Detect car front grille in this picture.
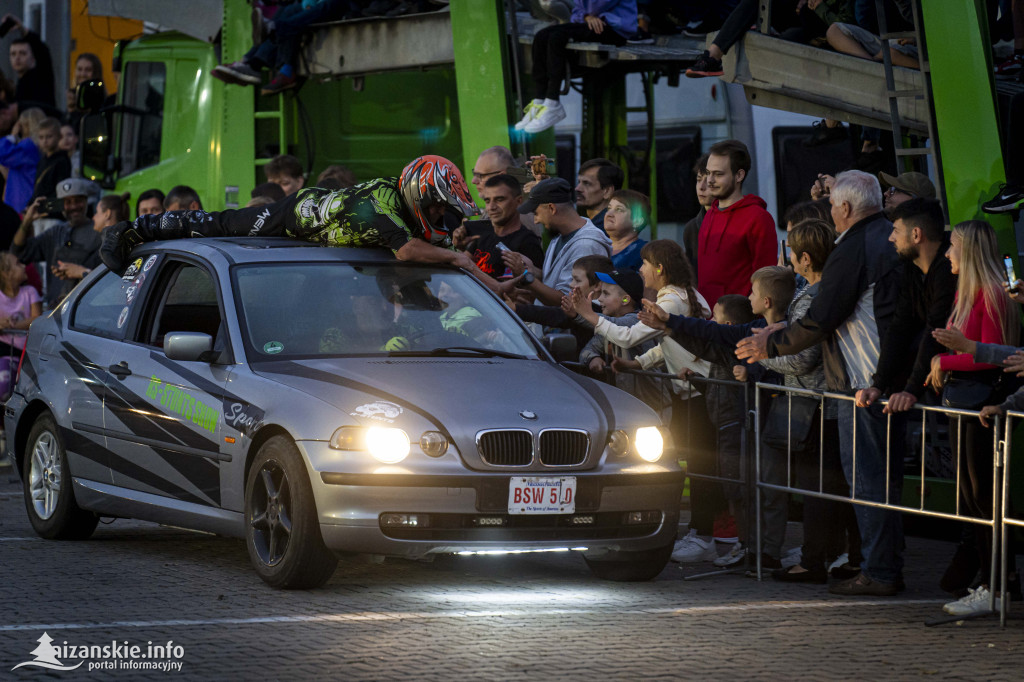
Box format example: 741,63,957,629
477,430,533,466
539,430,589,466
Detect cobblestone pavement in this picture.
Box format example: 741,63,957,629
1,471,1022,680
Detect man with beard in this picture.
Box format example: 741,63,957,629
575,158,623,232
456,174,543,280
854,197,956,414
13,178,101,308
697,139,777,309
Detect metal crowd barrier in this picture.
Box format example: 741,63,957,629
1000,410,1024,626
758,382,1006,622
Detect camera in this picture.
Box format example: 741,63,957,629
42,197,64,217
0,18,17,39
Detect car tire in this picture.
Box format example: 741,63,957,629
22,413,99,540
245,435,337,589
583,543,672,582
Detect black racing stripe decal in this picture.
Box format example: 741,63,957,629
60,346,196,447
61,343,220,453
58,427,110,470
62,427,217,507
75,422,229,462
18,351,35,387
557,365,615,433
258,360,453,439
149,351,246,403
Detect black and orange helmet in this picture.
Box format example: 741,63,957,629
399,155,480,244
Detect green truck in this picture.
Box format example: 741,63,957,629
79,1,474,209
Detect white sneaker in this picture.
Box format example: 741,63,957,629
781,546,802,568
943,587,1001,616
713,542,748,568
828,552,849,573
670,529,717,563
513,101,542,131
523,102,566,133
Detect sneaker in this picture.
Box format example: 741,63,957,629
685,50,723,78
781,546,802,568
514,101,542,131
943,586,1000,616
212,61,261,86
995,53,1023,78
828,572,897,597
712,511,738,544
681,20,720,38
713,541,747,567
627,29,655,45
829,562,863,581
671,529,717,562
982,183,1024,214
523,103,566,134
803,119,848,147
261,72,298,95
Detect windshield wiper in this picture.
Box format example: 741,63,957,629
386,346,526,359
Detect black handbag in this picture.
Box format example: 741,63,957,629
762,392,820,452
941,370,1000,410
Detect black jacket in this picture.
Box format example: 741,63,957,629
766,212,903,391
871,236,957,396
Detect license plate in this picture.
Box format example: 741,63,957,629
508,477,576,514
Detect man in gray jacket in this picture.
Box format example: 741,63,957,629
502,177,612,305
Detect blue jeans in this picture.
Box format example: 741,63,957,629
836,400,905,584
246,0,351,71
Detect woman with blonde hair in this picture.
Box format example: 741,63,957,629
0,106,44,211
0,250,40,397
927,219,1021,617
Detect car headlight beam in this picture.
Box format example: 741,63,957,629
330,425,411,464
634,426,663,462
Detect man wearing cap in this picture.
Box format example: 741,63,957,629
13,177,101,308
501,176,612,306
878,170,935,212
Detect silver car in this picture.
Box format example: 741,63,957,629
7,239,682,588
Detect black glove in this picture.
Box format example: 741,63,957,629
99,221,144,275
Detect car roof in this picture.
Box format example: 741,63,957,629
137,237,406,266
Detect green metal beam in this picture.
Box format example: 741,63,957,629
922,0,1011,249
450,0,513,203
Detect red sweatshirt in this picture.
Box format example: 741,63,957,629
939,289,1005,372
696,194,777,309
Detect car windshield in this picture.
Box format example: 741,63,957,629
234,262,541,360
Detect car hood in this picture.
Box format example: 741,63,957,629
253,357,636,431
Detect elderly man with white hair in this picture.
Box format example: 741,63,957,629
737,170,906,597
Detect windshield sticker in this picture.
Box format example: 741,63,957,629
146,375,219,434
263,341,284,354
117,306,130,328
223,401,265,437
143,255,157,272
351,400,403,422
124,284,138,304
122,257,144,282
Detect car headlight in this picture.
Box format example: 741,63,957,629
608,429,630,457
419,431,449,457
634,426,663,462
330,425,410,464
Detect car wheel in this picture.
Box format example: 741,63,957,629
583,543,672,582
22,413,99,540
245,435,337,589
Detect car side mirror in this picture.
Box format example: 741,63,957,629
76,80,106,113
164,332,215,362
541,333,576,363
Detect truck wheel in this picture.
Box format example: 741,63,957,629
583,543,672,582
22,413,98,540
245,435,337,589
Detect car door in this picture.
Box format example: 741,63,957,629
57,268,140,485
103,256,231,508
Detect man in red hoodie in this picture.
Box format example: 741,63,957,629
698,139,778,309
